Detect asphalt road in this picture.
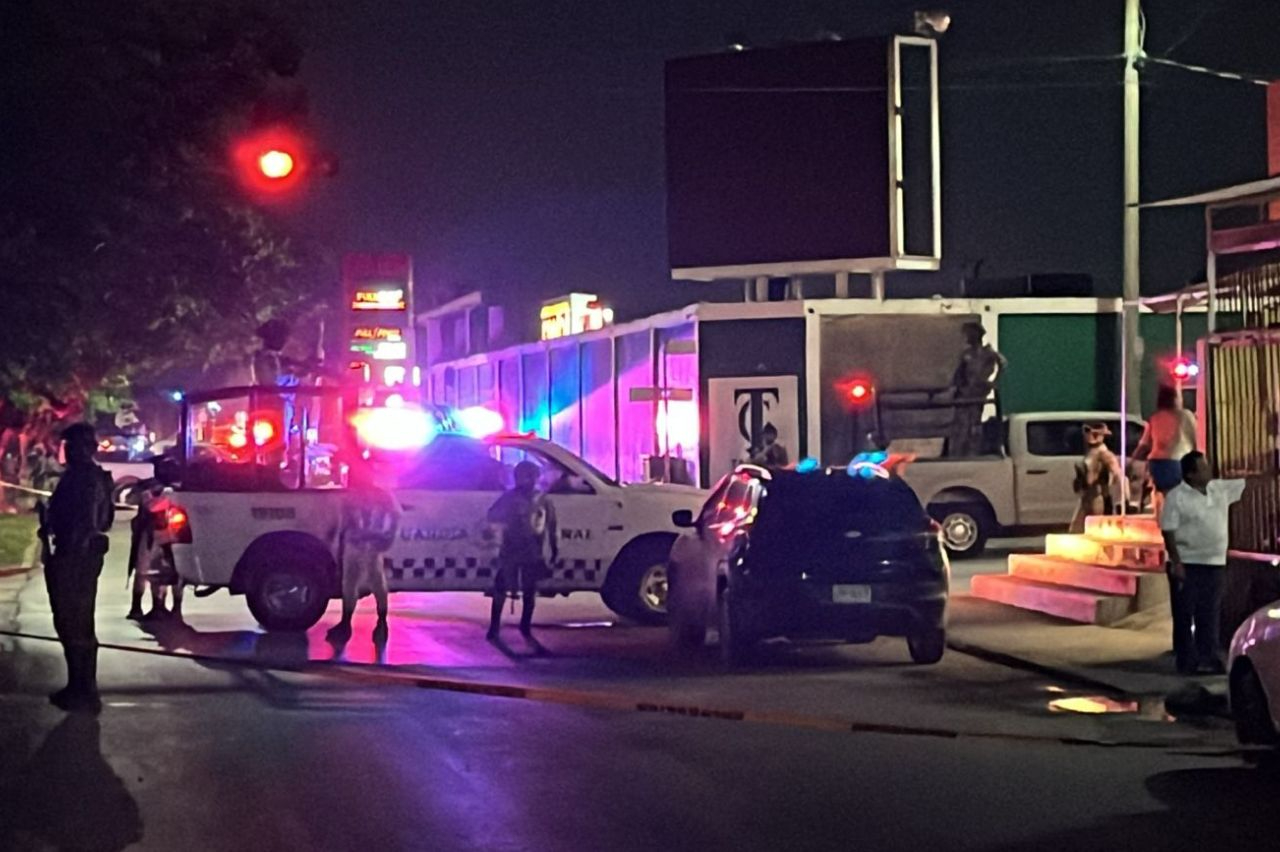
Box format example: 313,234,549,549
2,527,1272,851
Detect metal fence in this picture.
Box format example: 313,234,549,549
1217,261,1280,331
1205,327,1280,553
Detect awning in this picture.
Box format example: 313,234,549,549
1138,176,1280,209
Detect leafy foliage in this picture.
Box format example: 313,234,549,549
0,0,330,404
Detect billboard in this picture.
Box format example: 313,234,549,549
665,36,939,280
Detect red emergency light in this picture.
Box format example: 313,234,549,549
1171,358,1200,381
844,378,876,406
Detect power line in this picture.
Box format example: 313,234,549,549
1141,54,1272,87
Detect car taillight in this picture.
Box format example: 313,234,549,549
167,505,193,544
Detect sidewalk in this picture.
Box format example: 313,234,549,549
947,594,1224,698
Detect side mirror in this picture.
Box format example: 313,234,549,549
672,509,695,528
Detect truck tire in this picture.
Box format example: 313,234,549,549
930,503,992,560
907,626,947,665
602,537,674,625
246,551,332,632
1231,662,1278,746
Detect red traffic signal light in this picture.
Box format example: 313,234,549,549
257,149,296,180
232,126,307,199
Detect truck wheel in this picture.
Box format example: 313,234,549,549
246,557,330,632
930,503,991,560
718,588,755,666
112,477,143,507
602,538,674,625
907,627,947,665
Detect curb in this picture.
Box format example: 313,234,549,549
946,638,1140,698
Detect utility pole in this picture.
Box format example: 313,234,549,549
1123,0,1143,408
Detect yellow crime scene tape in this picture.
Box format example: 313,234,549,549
0,478,137,510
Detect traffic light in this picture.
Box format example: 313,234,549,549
231,125,309,200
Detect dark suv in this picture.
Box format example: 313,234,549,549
666,465,949,665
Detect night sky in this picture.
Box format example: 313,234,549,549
295,0,1279,336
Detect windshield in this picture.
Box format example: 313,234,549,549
748,472,930,558
494,438,618,488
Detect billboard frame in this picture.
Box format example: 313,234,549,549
670,35,941,282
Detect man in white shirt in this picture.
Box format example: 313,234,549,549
1159,451,1246,675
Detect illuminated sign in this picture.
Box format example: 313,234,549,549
351,340,409,361
352,326,404,342
539,292,615,341
351,288,406,311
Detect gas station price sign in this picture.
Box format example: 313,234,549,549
342,253,415,389
351,288,406,311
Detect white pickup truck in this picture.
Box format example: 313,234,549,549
898,411,1145,558
156,386,705,631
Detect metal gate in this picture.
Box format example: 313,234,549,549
1203,329,1280,554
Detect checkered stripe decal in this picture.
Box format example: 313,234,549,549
384,557,604,583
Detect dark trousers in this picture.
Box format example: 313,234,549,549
489,562,543,633
45,553,104,695
1168,564,1225,672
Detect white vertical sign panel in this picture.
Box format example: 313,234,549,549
707,375,799,482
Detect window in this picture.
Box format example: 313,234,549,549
491,445,594,495
398,435,505,491
1026,419,1148,458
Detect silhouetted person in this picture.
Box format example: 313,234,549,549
949,322,1007,456
327,467,400,644
40,422,114,713
0,714,143,852
1135,384,1198,517
1069,423,1124,533
487,460,558,641
749,423,789,469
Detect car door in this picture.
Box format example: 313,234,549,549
1014,418,1088,525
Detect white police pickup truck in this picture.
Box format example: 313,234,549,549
156,386,705,631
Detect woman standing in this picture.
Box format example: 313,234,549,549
1135,385,1197,516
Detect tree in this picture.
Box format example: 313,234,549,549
0,0,332,407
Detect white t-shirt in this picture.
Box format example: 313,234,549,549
1159,479,1246,566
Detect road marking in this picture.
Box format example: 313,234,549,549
0,627,1223,753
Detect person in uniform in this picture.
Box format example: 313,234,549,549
486,460,558,641
1069,423,1125,533
949,322,1008,457
39,422,114,713
327,471,401,643
748,424,789,469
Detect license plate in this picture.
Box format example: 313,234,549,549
832,584,872,604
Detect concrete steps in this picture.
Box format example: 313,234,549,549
970,574,1134,626
1085,513,1163,544
1043,533,1165,571
969,514,1170,627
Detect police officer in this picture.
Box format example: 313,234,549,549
326,471,401,644
40,422,114,713
487,460,558,641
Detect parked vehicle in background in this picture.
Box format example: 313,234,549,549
666,463,949,665
159,386,706,631
1229,601,1280,746
897,411,1145,558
